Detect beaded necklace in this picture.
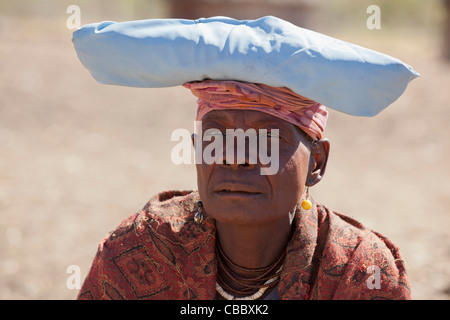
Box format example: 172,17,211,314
215,241,285,300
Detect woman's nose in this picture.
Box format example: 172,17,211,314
220,158,256,170
219,134,258,170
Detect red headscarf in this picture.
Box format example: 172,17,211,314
184,80,328,140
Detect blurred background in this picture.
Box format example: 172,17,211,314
0,0,449,299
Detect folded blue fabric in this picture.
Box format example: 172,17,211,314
72,16,419,116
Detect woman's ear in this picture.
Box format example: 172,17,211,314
306,138,330,187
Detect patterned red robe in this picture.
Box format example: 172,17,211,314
77,190,410,300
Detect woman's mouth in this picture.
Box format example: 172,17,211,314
215,188,262,197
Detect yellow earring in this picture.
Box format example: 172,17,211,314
301,187,312,211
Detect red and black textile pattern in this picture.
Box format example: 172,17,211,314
78,190,410,300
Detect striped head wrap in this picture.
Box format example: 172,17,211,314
184,80,328,140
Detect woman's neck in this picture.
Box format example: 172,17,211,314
215,213,294,269
214,215,294,299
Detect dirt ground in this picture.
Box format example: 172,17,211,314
0,9,449,300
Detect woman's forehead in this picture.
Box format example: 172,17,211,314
201,109,292,128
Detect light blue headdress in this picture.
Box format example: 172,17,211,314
72,16,419,116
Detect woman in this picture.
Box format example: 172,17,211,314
73,16,418,300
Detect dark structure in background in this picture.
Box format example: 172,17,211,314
167,0,318,28
444,0,450,60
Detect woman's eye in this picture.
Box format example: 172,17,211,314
204,129,224,137
260,130,279,138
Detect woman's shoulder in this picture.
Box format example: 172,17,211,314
140,189,200,227
314,202,410,299
78,190,215,299
315,202,403,258
97,190,211,255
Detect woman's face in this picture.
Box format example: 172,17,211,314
195,109,326,226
